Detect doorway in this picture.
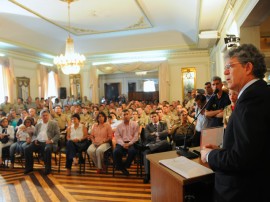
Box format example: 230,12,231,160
104,83,120,102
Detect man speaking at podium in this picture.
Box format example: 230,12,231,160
201,44,270,202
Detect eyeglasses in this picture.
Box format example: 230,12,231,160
224,62,241,70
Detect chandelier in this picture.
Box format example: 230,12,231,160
54,0,85,75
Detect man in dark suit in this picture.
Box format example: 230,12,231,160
201,44,270,202
143,111,171,183
24,109,60,175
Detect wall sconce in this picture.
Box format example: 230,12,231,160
224,34,240,48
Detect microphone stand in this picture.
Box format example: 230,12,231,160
177,89,219,159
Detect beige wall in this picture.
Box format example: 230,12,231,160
169,54,210,103
12,58,39,102
10,53,211,104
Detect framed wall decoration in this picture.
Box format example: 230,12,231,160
16,77,30,101
70,74,82,99
181,68,196,99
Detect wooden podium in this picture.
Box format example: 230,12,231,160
147,150,214,202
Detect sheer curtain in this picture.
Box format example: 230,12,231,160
0,57,15,103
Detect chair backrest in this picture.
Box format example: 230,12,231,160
140,128,146,145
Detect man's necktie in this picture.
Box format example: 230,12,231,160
154,123,158,132
2,128,7,134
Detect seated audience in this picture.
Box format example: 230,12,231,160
0,117,15,166
66,113,89,176
170,108,195,148
87,112,112,174
9,117,35,168
143,112,171,183
24,109,60,175
113,109,139,176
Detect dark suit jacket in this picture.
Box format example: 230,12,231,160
144,121,168,144
32,120,60,146
208,80,270,202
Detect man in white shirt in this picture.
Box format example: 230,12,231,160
24,109,60,175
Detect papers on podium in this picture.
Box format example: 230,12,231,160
159,156,213,179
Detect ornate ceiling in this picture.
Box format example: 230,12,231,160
0,0,264,63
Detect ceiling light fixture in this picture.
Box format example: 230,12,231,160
54,0,85,75
40,62,54,67
135,71,147,76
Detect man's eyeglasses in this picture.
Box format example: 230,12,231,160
224,62,241,70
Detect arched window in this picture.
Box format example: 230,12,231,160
143,80,155,92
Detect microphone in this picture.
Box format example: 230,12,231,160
213,89,219,95
176,89,219,159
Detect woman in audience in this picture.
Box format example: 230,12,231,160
223,89,238,129
65,113,89,176
87,111,112,174
9,116,35,168
0,117,15,166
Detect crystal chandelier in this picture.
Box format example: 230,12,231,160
54,0,85,75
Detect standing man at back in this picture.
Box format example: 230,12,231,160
205,76,231,128
201,44,270,202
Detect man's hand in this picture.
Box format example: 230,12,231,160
123,143,129,149
151,132,157,137
72,138,79,143
200,144,219,163
26,137,31,144
46,139,53,144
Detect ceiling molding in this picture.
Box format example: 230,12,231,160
9,0,153,36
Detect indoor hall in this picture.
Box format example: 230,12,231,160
1,0,270,201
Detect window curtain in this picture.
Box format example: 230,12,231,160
0,57,15,103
